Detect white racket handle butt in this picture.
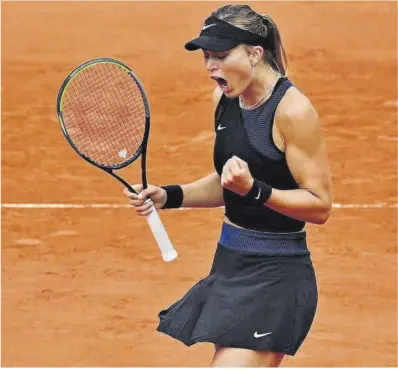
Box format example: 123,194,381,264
145,207,178,262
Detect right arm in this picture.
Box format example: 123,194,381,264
181,171,224,208
124,87,225,215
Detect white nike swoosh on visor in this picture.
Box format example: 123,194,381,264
217,124,226,131
202,24,216,31
253,331,272,338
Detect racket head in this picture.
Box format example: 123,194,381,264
56,58,150,171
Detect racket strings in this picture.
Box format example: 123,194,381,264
62,62,147,167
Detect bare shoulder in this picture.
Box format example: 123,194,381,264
275,86,320,140
212,86,223,110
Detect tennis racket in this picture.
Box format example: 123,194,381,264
56,57,178,262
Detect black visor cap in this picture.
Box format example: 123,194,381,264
185,16,266,52
185,36,241,52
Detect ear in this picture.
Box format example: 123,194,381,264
249,46,264,66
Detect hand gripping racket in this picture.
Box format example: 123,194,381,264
56,57,178,262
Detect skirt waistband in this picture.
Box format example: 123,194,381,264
218,222,309,256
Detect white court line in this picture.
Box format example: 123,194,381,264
1,203,397,209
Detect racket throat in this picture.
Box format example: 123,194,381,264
105,169,136,193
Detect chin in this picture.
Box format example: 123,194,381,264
223,89,239,99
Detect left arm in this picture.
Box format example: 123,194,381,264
265,95,332,224
221,94,333,225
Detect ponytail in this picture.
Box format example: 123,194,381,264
261,15,288,76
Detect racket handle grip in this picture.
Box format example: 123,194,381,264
146,208,178,262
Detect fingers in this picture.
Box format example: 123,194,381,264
229,156,249,175
228,157,242,174
123,185,157,216
123,184,142,198
221,160,232,187
124,184,156,200
222,156,247,184
137,187,157,200
125,191,155,215
135,199,154,216
131,184,143,194
221,156,253,195
231,155,248,168
225,156,247,173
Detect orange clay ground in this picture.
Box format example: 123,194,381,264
2,1,397,367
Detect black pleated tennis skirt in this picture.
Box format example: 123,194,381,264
157,222,318,356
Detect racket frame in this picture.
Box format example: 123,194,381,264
56,57,178,262
56,57,150,194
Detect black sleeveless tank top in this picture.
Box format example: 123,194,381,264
213,77,305,232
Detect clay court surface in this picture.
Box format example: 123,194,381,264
2,1,397,367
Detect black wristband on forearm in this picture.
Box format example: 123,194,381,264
160,185,184,209
245,179,273,206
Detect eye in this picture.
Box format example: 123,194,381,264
203,53,228,61
215,53,228,60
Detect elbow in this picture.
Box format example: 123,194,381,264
313,212,330,225
312,204,332,225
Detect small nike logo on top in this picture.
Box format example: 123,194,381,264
253,331,272,338
255,189,262,199
217,124,227,131
202,24,216,31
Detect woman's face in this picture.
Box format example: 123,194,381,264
203,45,253,98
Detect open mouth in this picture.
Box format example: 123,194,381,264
211,76,229,92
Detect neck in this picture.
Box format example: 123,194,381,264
240,67,281,108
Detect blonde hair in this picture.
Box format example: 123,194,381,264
212,5,288,76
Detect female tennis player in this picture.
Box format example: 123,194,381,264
124,4,332,367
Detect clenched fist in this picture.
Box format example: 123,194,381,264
221,156,254,196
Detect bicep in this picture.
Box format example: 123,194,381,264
283,106,332,203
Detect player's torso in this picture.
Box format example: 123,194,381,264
213,78,305,232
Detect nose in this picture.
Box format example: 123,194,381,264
205,57,218,73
